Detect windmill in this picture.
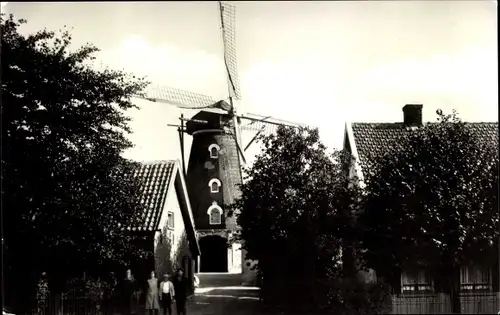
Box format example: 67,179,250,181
97,2,311,278
147,2,311,277
143,2,308,172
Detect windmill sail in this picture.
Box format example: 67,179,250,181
239,114,310,136
237,114,313,157
88,60,220,110
219,2,241,100
145,84,218,109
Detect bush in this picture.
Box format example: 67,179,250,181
65,276,114,302
260,274,392,314
36,273,50,309
317,278,392,315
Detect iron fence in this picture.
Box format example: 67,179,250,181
23,291,143,315
391,292,500,314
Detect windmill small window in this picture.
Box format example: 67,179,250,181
208,144,220,159
208,178,222,193
207,201,223,225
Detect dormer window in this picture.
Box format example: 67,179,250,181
208,144,220,159
208,178,222,193
207,201,223,225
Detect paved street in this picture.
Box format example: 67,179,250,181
187,286,263,315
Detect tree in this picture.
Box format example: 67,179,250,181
359,110,499,314
230,126,362,311
1,14,150,311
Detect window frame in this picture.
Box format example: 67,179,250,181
208,178,222,193
167,211,174,230
401,270,434,294
170,231,175,246
460,265,492,292
207,202,223,225
208,144,220,159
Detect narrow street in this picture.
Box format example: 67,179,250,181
187,286,263,315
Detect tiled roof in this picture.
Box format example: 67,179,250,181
130,160,176,231
351,122,499,168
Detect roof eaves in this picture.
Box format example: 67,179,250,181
345,121,365,186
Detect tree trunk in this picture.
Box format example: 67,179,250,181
48,272,67,315
3,262,39,312
53,293,63,315
448,266,461,314
342,239,358,278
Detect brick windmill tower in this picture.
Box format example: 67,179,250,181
97,2,309,283
179,3,309,280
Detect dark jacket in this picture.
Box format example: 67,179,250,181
121,278,136,298
173,277,188,301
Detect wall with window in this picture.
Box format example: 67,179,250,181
209,178,222,194
207,201,223,225
398,265,495,294
460,265,492,291
208,143,220,159
153,181,192,277
185,134,228,230
401,270,434,293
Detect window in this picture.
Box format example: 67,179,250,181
163,230,174,245
461,265,491,291
209,208,222,225
207,201,223,225
170,231,175,246
208,144,220,159
401,270,433,293
208,178,222,193
167,212,174,229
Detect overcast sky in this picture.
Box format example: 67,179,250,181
3,1,497,164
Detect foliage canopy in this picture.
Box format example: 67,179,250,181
2,13,149,309
359,111,498,313
231,126,363,310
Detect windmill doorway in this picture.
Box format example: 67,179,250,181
199,235,228,272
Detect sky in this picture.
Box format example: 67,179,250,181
2,1,498,166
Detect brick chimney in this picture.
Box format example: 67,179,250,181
402,104,423,127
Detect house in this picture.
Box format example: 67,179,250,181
128,160,200,295
343,104,499,311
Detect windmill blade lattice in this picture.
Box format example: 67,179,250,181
144,84,218,109
219,2,241,100
239,115,311,137
88,60,218,109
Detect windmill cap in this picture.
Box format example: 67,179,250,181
216,100,232,112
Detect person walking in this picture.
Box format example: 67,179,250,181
172,268,188,315
159,274,175,315
146,271,160,315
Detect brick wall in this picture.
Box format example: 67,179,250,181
186,112,242,232
185,110,256,280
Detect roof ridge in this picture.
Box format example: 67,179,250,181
463,121,499,124
351,121,498,125
349,122,499,177
140,159,176,165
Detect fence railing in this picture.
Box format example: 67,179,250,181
391,292,499,314
24,291,143,315
20,289,500,315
